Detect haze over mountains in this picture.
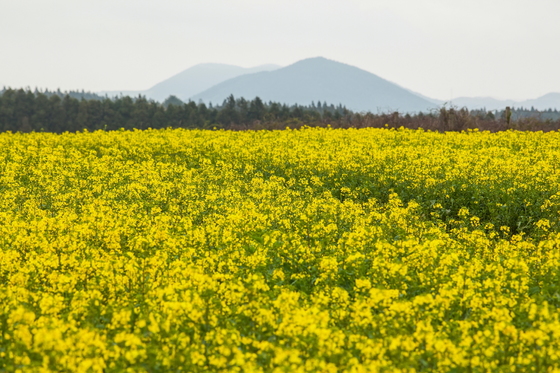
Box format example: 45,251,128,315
100,57,560,113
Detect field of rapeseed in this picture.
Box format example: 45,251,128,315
2,127,560,372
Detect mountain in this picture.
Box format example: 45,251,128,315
449,97,517,111
102,63,281,102
191,57,438,113
97,57,559,112
448,93,560,111
518,93,560,111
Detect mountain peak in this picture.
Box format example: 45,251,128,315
295,56,332,63
287,56,361,72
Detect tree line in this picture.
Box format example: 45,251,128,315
0,88,354,133
1,88,559,133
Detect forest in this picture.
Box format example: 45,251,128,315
1,88,559,133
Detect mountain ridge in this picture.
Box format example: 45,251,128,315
97,57,559,112
449,94,560,111
191,57,438,113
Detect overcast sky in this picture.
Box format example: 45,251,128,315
1,0,558,101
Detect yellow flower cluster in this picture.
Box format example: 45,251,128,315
2,127,560,372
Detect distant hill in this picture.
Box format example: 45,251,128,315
191,57,439,113
102,63,281,102
450,97,517,111
96,57,559,112
518,93,560,111
450,93,560,111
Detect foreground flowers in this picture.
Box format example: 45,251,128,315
1,127,560,372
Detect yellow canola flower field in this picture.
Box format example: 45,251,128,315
2,127,560,372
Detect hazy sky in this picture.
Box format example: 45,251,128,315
1,0,559,101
